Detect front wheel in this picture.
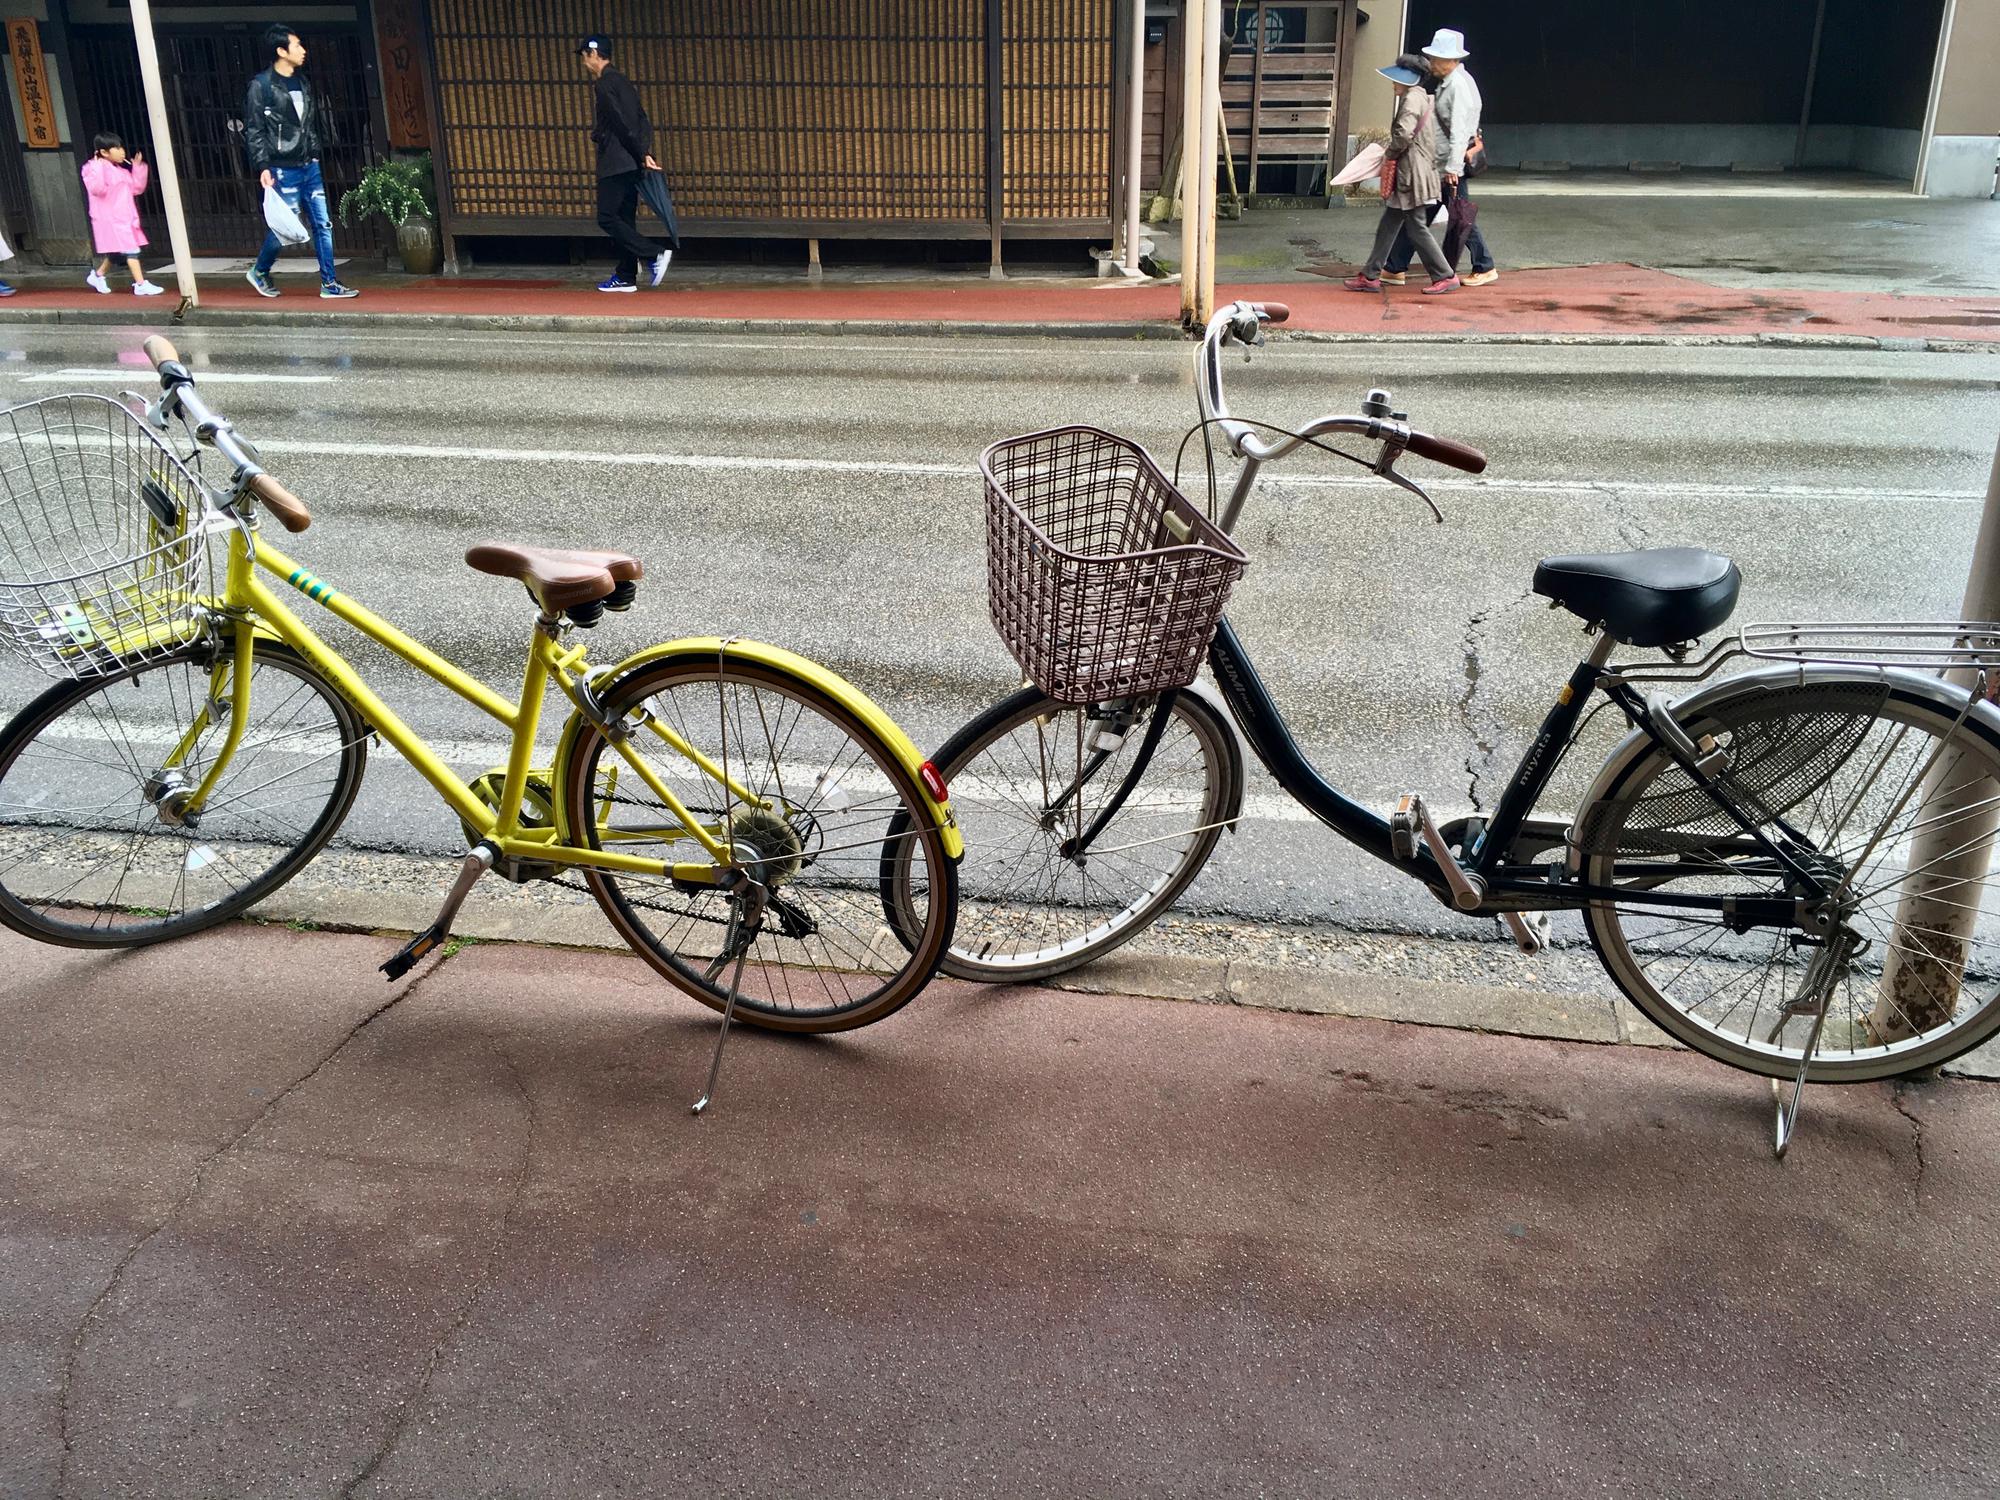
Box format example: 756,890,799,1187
0,641,368,946
559,653,958,1033
1578,673,2000,1081
884,686,1241,983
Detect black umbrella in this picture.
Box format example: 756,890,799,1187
638,168,681,252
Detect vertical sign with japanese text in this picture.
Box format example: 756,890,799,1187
373,0,433,150
6,17,58,148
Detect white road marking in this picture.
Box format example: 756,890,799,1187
17,369,336,384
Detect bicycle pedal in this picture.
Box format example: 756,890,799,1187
1391,792,1421,861
381,924,443,980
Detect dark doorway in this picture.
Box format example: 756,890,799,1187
66,23,385,258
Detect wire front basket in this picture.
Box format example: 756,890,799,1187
984,426,1248,705
0,394,217,682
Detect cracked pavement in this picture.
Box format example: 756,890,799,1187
5,921,2000,1498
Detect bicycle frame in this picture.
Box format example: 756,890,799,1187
169,521,758,885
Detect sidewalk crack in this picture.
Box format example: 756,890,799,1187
53,956,449,1500
1891,1078,1927,1207
340,1042,537,1498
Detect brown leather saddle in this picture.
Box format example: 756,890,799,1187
463,544,643,614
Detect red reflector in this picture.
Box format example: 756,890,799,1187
918,760,949,803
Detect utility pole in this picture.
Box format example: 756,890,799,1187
1195,0,1222,326
1878,436,2000,1039
1178,0,1207,326
1122,0,1146,276
128,0,198,311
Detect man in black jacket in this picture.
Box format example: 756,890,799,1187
579,35,668,292
244,22,357,298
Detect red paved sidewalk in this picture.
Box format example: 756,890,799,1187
5,262,1997,342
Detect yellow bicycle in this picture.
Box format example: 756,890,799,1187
0,337,961,1103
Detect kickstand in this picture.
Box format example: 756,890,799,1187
691,876,768,1116
1766,929,1860,1160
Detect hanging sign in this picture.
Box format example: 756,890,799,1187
6,18,59,148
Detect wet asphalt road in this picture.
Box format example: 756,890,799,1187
0,323,1995,937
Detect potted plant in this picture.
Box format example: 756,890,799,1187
338,152,441,275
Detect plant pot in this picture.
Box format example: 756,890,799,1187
395,214,442,276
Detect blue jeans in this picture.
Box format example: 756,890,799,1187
1386,178,1493,275
254,160,337,284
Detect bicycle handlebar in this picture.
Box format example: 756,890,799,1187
142,335,314,532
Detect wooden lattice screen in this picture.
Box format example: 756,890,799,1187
427,0,1116,238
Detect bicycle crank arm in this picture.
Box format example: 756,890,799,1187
1392,793,1548,955
381,842,497,980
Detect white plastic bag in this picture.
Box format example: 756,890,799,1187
0,229,12,262
1430,203,1449,228
263,185,310,246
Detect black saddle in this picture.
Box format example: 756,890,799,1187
1531,548,1741,648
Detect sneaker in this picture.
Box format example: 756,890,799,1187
133,280,165,296
246,269,280,298
1422,275,1462,295
1343,274,1383,292
597,276,638,293
1378,270,1407,285
1462,268,1500,287
86,270,110,295
650,249,673,286
320,282,359,299
0,281,14,298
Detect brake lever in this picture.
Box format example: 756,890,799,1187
1375,449,1446,523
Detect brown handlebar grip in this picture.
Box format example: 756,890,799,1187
1254,301,1291,324
143,334,181,371
247,472,313,533
1405,430,1488,474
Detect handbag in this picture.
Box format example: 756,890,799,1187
262,184,309,246
1463,130,1489,178
1379,99,1436,200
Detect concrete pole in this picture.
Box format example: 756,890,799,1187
127,0,198,308
1179,0,1207,325
1876,435,2000,1039
1195,0,1222,325
1123,0,1145,276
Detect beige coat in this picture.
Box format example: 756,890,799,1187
1383,89,1441,210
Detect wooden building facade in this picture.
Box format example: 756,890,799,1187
409,0,1125,266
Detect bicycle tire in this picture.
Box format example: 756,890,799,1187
0,641,368,947
1578,669,2000,1081
884,686,1240,983
559,652,958,1034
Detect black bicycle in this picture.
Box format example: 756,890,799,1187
883,299,2000,1156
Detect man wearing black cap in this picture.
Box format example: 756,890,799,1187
578,35,668,292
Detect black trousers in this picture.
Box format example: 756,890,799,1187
595,170,660,282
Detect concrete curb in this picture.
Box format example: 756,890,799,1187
2,304,1992,351
221,848,1998,1079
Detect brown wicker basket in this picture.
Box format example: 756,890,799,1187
984,426,1248,705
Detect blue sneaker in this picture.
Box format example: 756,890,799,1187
0,281,14,298
245,269,280,298
320,281,359,299
597,276,638,293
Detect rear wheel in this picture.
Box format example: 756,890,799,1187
885,687,1239,983
1580,676,2000,1081
0,642,368,945
560,654,958,1033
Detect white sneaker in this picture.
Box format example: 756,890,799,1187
650,249,673,287
86,270,110,294
133,280,165,296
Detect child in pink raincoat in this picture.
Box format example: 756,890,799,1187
80,133,164,296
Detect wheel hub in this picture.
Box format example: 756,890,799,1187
729,806,804,884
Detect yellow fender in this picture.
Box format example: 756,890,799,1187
559,636,962,859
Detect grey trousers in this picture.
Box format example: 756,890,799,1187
1364,205,1450,280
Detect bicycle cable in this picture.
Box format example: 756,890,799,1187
1169,414,1447,524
